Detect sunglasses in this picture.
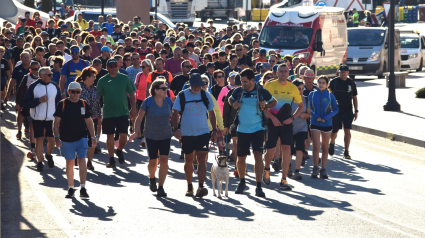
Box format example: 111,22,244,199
216,75,223,78
175,53,182,56
31,68,40,71
125,59,131,61
157,87,167,91
203,58,209,60
269,60,275,63
71,51,79,55
132,58,139,61
43,73,53,77
184,65,193,68
70,90,81,94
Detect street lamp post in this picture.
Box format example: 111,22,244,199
383,0,401,111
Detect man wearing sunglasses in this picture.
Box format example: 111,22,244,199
170,60,191,95
126,52,142,86
23,66,62,172
61,46,90,99
222,27,233,40
97,59,136,168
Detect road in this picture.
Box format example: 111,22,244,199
1,105,425,238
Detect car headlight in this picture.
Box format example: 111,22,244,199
369,51,380,61
294,52,310,59
408,53,418,59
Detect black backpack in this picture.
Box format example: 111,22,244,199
178,89,209,118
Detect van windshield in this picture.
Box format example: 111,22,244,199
82,13,116,22
348,29,385,46
259,26,313,49
401,37,419,48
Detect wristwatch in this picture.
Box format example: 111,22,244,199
212,129,217,133
172,128,179,132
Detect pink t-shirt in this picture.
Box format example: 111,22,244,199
135,72,148,101
164,57,184,75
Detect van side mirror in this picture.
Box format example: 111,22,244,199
315,41,323,52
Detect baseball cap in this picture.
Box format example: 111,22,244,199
160,49,167,54
117,39,124,44
101,46,112,52
234,75,242,85
272,64,279,72
93,24,99,30
229,71,238,78
259,49,267,55
40,31,48,36
21,18,27,22
107,58,118,66
101,27,108,32
182,48,189,54
70,46,80,52
60,24,67,28
114,24,121,28
143,28,150,32
189,74,206,87
68,81,82,90
339,64,349,71
179,36,186,41
60,34,67,38
206,62,215,68
261,62,271,69
189,68,201,75
49,11,54,17
255,62,262,73
304,69,315,78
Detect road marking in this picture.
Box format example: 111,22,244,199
352,138,425,161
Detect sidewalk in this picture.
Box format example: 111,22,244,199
352,71,425,148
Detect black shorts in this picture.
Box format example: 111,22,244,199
181,133,210,154
332,110,354,133
237,130,265,157
102,115,129,135
292,131,307,153
224,126,237,143
266,122,293,149
146,138,171,160
1,76,7,91
87,118,99,147
311,124,333,133
136,99,144,110
32,120,54,138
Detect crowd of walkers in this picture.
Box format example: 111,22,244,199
1,14,358,199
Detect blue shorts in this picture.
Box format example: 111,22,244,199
60,138,88,160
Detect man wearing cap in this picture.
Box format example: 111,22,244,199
23,66,62,172
182,48,196,69
170,60,192,95
89,24,102,37
172,73,217,197
16,19,27,35
95,46,112,69
56,24,69,39
97,58,136,168
254,62,271,83
254,49,268,65
328,65,358,160
112,25,126,45
223,54,242,81
186,42,200,67
60,46,90,98
134,38,153,61
164,47,184,77
53,81,96,199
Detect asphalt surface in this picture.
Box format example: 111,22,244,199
1,103,425,238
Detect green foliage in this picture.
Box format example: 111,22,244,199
415,87,425,98
40,0,53,14
23,0,35,8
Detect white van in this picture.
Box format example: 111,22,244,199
259,6,348,76
399,31,425,72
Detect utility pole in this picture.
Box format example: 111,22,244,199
155,0,158,20
384,0,401,111
101,0,105,17
53,0,56,16
245,0,248,27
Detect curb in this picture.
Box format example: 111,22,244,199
352,124,425,148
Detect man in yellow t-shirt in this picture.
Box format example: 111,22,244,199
77,13,89,30
263,64,304,190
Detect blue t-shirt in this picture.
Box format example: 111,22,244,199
12,64,30,87
61,59,88,95
102,22,114,35
231,85,273,133
172,89,215,136
52,70,61,84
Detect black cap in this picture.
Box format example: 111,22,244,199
182,48,189,54
107,58,118,66
189,68,201,75
234,75,242,85
114,24,120,28
339,64,349,71
101,27,108,32
189,74,206,87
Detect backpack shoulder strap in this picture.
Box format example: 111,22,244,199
165,97,172,108
179,91,186,113
200,90,209,109
145,97,152,114
80,99,85,107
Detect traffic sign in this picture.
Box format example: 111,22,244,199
316,1,327,7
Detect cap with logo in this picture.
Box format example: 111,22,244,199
107,58,118,67
189,73,206,87
60,24,67,28
339,64,349,71
68,81,82,90
189,68,201,75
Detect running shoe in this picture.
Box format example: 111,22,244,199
87,160,94,170
115,149,125,164
293,172,303,180
65,188,76,199
320,168,329,179
255,187,265,197
149,178,157,192
195,187,208,198
344,151,352,160
235,182,246,194
140,137,146,147
36,162,43,172
262,169,271,185
193,163,198,174
234,169,239,178
106,157,116,168
16,131,22,140
280,178,292,191
329,143,335,156
46,154,54,168
157,187,167,197
185,188,194,197
311,165,319,178
287,164,293,177
80,188,89,199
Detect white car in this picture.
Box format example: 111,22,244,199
66,9,176,29
400,32,425,72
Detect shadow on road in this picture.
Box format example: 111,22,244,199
70,199,117,221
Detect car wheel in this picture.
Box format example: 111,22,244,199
417,58,423,72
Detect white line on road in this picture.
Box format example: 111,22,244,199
352,138,425,161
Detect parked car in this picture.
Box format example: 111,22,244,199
399,31,425,72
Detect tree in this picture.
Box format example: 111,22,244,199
23,0,35,8
41,0,53,14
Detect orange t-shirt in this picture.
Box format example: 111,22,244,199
147,70,173,83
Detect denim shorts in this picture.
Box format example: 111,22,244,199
60,137,88,160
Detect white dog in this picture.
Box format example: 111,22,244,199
211,156,229,198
